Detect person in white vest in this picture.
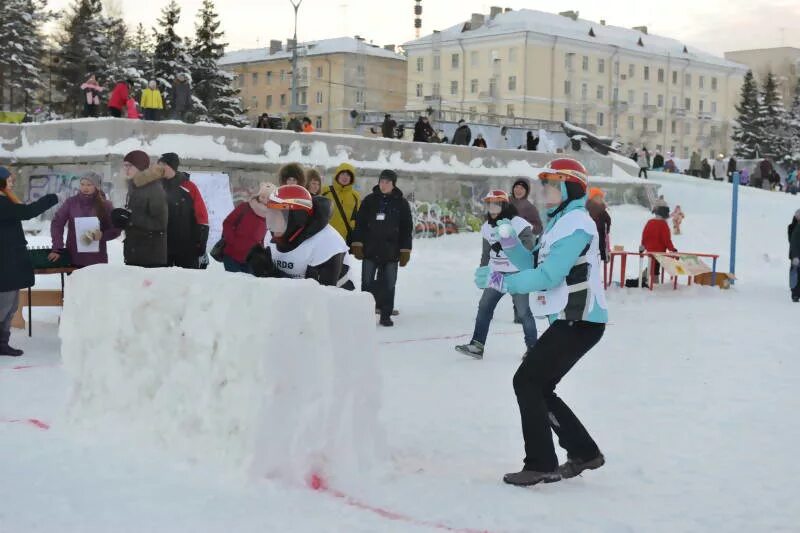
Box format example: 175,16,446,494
247,185,354,289
475,158,608,487
456,190,538,359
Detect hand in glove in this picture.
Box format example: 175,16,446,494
350,243,364,260
80,230,95,246
495,219,519,249
399,249,411,267
475,266,506,292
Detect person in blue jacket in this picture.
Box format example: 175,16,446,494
475,158,608,487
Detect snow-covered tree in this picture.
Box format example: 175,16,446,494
189,0,246,126
130,23,154,81
732,70,760,159
756,72,792,164
102,16,147,92
152,0,193,111
0,0,54,113
788,78,800,162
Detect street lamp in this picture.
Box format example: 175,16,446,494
289,0,303,116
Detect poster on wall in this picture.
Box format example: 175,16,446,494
189,172,235,253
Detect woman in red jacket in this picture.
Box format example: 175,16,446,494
221,183,274,273
108,80,131,117
641,205,677,281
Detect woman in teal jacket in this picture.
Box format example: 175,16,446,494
476,158,608,487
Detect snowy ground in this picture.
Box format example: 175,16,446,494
2,171,800,532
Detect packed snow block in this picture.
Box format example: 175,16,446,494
59,265,386,483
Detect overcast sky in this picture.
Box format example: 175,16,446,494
46,0,800,56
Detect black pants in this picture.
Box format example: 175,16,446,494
168,254,200,269
362,259,398,319
791,266,800,300
109,107,122,118
513,320,605,472
143,109,160,121
638,168,648,178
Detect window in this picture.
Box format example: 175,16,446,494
564,80,572,95
489,78,497,96
597,85,604,100
699,75,705,89
433,55,441,70
468,79,477,93
581,83,588,99
417,57,424,72
355,90,364,104
671,95,677,109
658,68,665,82
315,117,322,129
300,90,307,105
471,51,479,67
582,55,589,71
252,72,258,84
672,71,678,84
685,73,691,87
416,83,423,97
628,116,635,130
612,87,619,101
671,145,676,155
251,95,257,107
450,80,458,95
356,64,365,76
451,53,460,69
657,94,664,108
684,122,691,135
469,106,477,120
565,53,573,70
657,119,663,133
643,117,649,131
432,82,440,97
644,66,650,81
280,70,285,81
267,71,273,84
711,101,717,114
614,61,619,75
280,94,286,106
629,64,635,78
683,147,689,158
508,76,517,91
685,97,691,111
597,112,604,127
671,120,677,134
317,67,323,79
315,91,323,104
507,104,515,117
711,77,718,91
644,92,649,106
509,48,517,63
699,99,704,112
565,108,571,121
266,95,272,108
628,89,635,104
598,59,605,73
581,110,588,125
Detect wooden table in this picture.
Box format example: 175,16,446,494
12,267,78,337
606,251,719,291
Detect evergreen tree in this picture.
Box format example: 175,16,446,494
130,23,154,81
756,72,792,164
0,0,54,113
788,78,800,161
732,70,760,159
152,0,193,110
190,0,247,126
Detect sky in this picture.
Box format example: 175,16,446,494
45,0,800,57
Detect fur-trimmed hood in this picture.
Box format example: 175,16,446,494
131,166,166,188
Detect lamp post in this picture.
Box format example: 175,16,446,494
289,0,303,116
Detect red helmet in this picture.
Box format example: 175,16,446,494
483,190,509,203
267,184,313,213
538,158,589,190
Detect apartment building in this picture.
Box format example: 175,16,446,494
724,47,800,104
404,8,749,157
220,37,407,133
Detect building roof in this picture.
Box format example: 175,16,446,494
221,37,406,66
404,9,747,71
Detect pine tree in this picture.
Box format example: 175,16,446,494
756,72,792,164
102,16,146,93
0,0,54,113
190,0,247,126
152,0,193,111
732,70,760,159
788,78,800,162
130,23,154,81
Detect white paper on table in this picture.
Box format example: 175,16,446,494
74,216,101,253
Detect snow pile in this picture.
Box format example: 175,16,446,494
59,266,386,483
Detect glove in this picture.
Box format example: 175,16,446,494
111,207,132,229
80,230,94,246
399,249,411,267
474,266,506,292
792,258,799,267
246,245,278,278
350,243,364,260
91,229,103,241
495,219,519,249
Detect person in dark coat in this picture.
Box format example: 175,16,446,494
286,116,302,133
350,169,413,327
0,166,58,356
727,156,737,182
157,153,210,269
381,114,397,139
413,116,434,142
472,134,487,148
700,158,712,179
789,210,800,302
452,119,472,146
256,113,270,128
171,73,192,121
652,151,664,170
117,150,169,267
510,179,543,235
526,131,539,151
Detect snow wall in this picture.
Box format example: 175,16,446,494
59,265,387,484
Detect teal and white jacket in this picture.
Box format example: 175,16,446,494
502,198,608,324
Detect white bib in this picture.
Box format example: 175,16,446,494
266,225,348,279
481,217,533,273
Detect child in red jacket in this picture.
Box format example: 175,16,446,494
641,205,676,282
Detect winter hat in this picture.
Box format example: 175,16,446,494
80,171,103,189
0,166,10,181
458,119,465,125
588,187,605,200
123,150,150,172
379,169,398,185
654,205,670,219
278,162,306,186
158,152,181,172
512,178,530,196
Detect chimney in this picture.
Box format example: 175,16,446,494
490,6,502,19
269,40,282,54
384,44,396,52
633,25,648,35
600,19,606,26
286,38,296,52
558,10,579,21
470,13,485,29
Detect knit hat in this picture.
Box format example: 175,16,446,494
158,152,181,172
80,171,103,189
123,150,150,172
588,187,605,200
0,166,10,181
379,169,398,185
512,178,530,196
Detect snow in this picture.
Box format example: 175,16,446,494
221,37,406,67
2,171,800,531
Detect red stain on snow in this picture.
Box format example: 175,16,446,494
142,279,153,288
1,418,50,430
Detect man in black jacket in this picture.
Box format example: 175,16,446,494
350,170,413,327
452,119,472,146
413,116,434,142
381,114,397,139
157,153,210,269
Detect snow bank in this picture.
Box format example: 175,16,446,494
59,266,387,484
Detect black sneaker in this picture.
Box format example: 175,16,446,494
376,309,400,316
0,345,23,357
559,453,605,479
379,317,394,327
455,341,484,359
503,469,561,487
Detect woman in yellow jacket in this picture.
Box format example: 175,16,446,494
322,163,360,244
140,81,164,121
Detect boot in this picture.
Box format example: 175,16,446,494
455,341,484,359
503,469,561,487
379,316,394,327
559,453,605,479
0,330,23,357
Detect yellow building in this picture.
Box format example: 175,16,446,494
220,37,407,133
404,8,749,158
724,47,800,105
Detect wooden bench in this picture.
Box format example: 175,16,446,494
11,267,77,336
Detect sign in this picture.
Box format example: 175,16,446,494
653,254,711,277
189,172,235,253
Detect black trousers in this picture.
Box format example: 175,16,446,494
361,259,398,319
109,107,122,117
513,320,605,472
168,254,200,269
638,168,648,178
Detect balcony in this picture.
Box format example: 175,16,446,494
698,111,712,120
670,107,687,117
291,74,309,88
611,100,628,113
642,104,658,116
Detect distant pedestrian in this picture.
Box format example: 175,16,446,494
302,117,315,133
381,114,397,139
108,79,131,118
171,73,192,121
452,119,472,146
526,131,539,151
473,134,487,148
140,80,164,121
81,74,103,117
